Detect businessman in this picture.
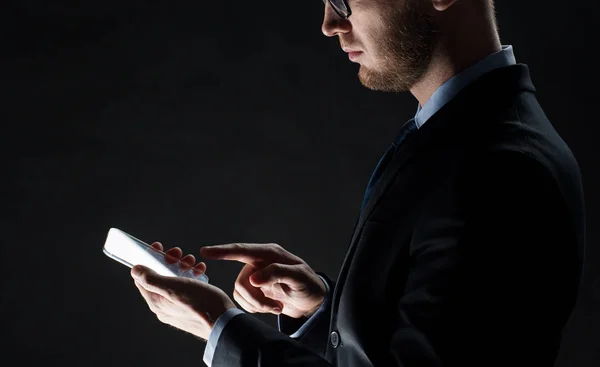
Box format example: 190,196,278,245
130,0,586,365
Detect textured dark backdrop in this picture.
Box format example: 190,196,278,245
4,1,599,366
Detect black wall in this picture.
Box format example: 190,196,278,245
4,2,599,366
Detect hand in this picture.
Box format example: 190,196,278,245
130,242,237,341
200,243,327,319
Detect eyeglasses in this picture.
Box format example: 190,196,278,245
321,0,352,19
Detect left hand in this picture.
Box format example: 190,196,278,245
130,242,238,341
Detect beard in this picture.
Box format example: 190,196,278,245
358,0,440,92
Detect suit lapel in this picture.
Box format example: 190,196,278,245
360,137,418,222
331,99,461,305
347,106,452,246
327,134,420,318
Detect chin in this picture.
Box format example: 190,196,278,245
357,63,416,93
357,67,396,92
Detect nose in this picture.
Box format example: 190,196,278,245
321,1,351,37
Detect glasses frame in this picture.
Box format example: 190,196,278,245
322,0,352,19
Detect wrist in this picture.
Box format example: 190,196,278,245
301,294,326,318
302,274,329,318
301,304,321,319
202,303,237,330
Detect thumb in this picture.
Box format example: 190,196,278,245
249,263,305,289
131,265,177,301
131,264,151,280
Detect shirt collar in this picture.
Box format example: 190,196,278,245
414,45,516,128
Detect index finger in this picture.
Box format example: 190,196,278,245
199,243,282,266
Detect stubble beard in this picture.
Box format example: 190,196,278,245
358,0,440,92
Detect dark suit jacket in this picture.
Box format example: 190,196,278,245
210,64,586,366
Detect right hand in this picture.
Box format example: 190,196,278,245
199,243,328,319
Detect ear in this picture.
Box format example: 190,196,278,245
432,0,459,11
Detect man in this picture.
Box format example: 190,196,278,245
130,0,586,365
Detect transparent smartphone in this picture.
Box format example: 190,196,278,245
102,227,209,283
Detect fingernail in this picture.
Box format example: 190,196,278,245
131,265,142,279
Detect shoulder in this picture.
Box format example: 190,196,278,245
459,148,570,222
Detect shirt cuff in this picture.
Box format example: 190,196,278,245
277,274,331,338
202,308,246,367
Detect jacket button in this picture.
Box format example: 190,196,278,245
330,331,340,348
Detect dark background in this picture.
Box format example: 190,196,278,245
4,1,599,366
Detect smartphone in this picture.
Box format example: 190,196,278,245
102,227,209,283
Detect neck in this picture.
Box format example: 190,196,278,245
410,8,501,107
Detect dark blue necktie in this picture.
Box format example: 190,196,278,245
361,118,418,212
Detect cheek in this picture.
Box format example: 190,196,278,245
356,15,388,53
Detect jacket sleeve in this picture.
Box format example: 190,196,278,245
210,271,336,367
203,308,247,366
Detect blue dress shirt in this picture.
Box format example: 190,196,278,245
202,44,517,367
414,45,516,127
